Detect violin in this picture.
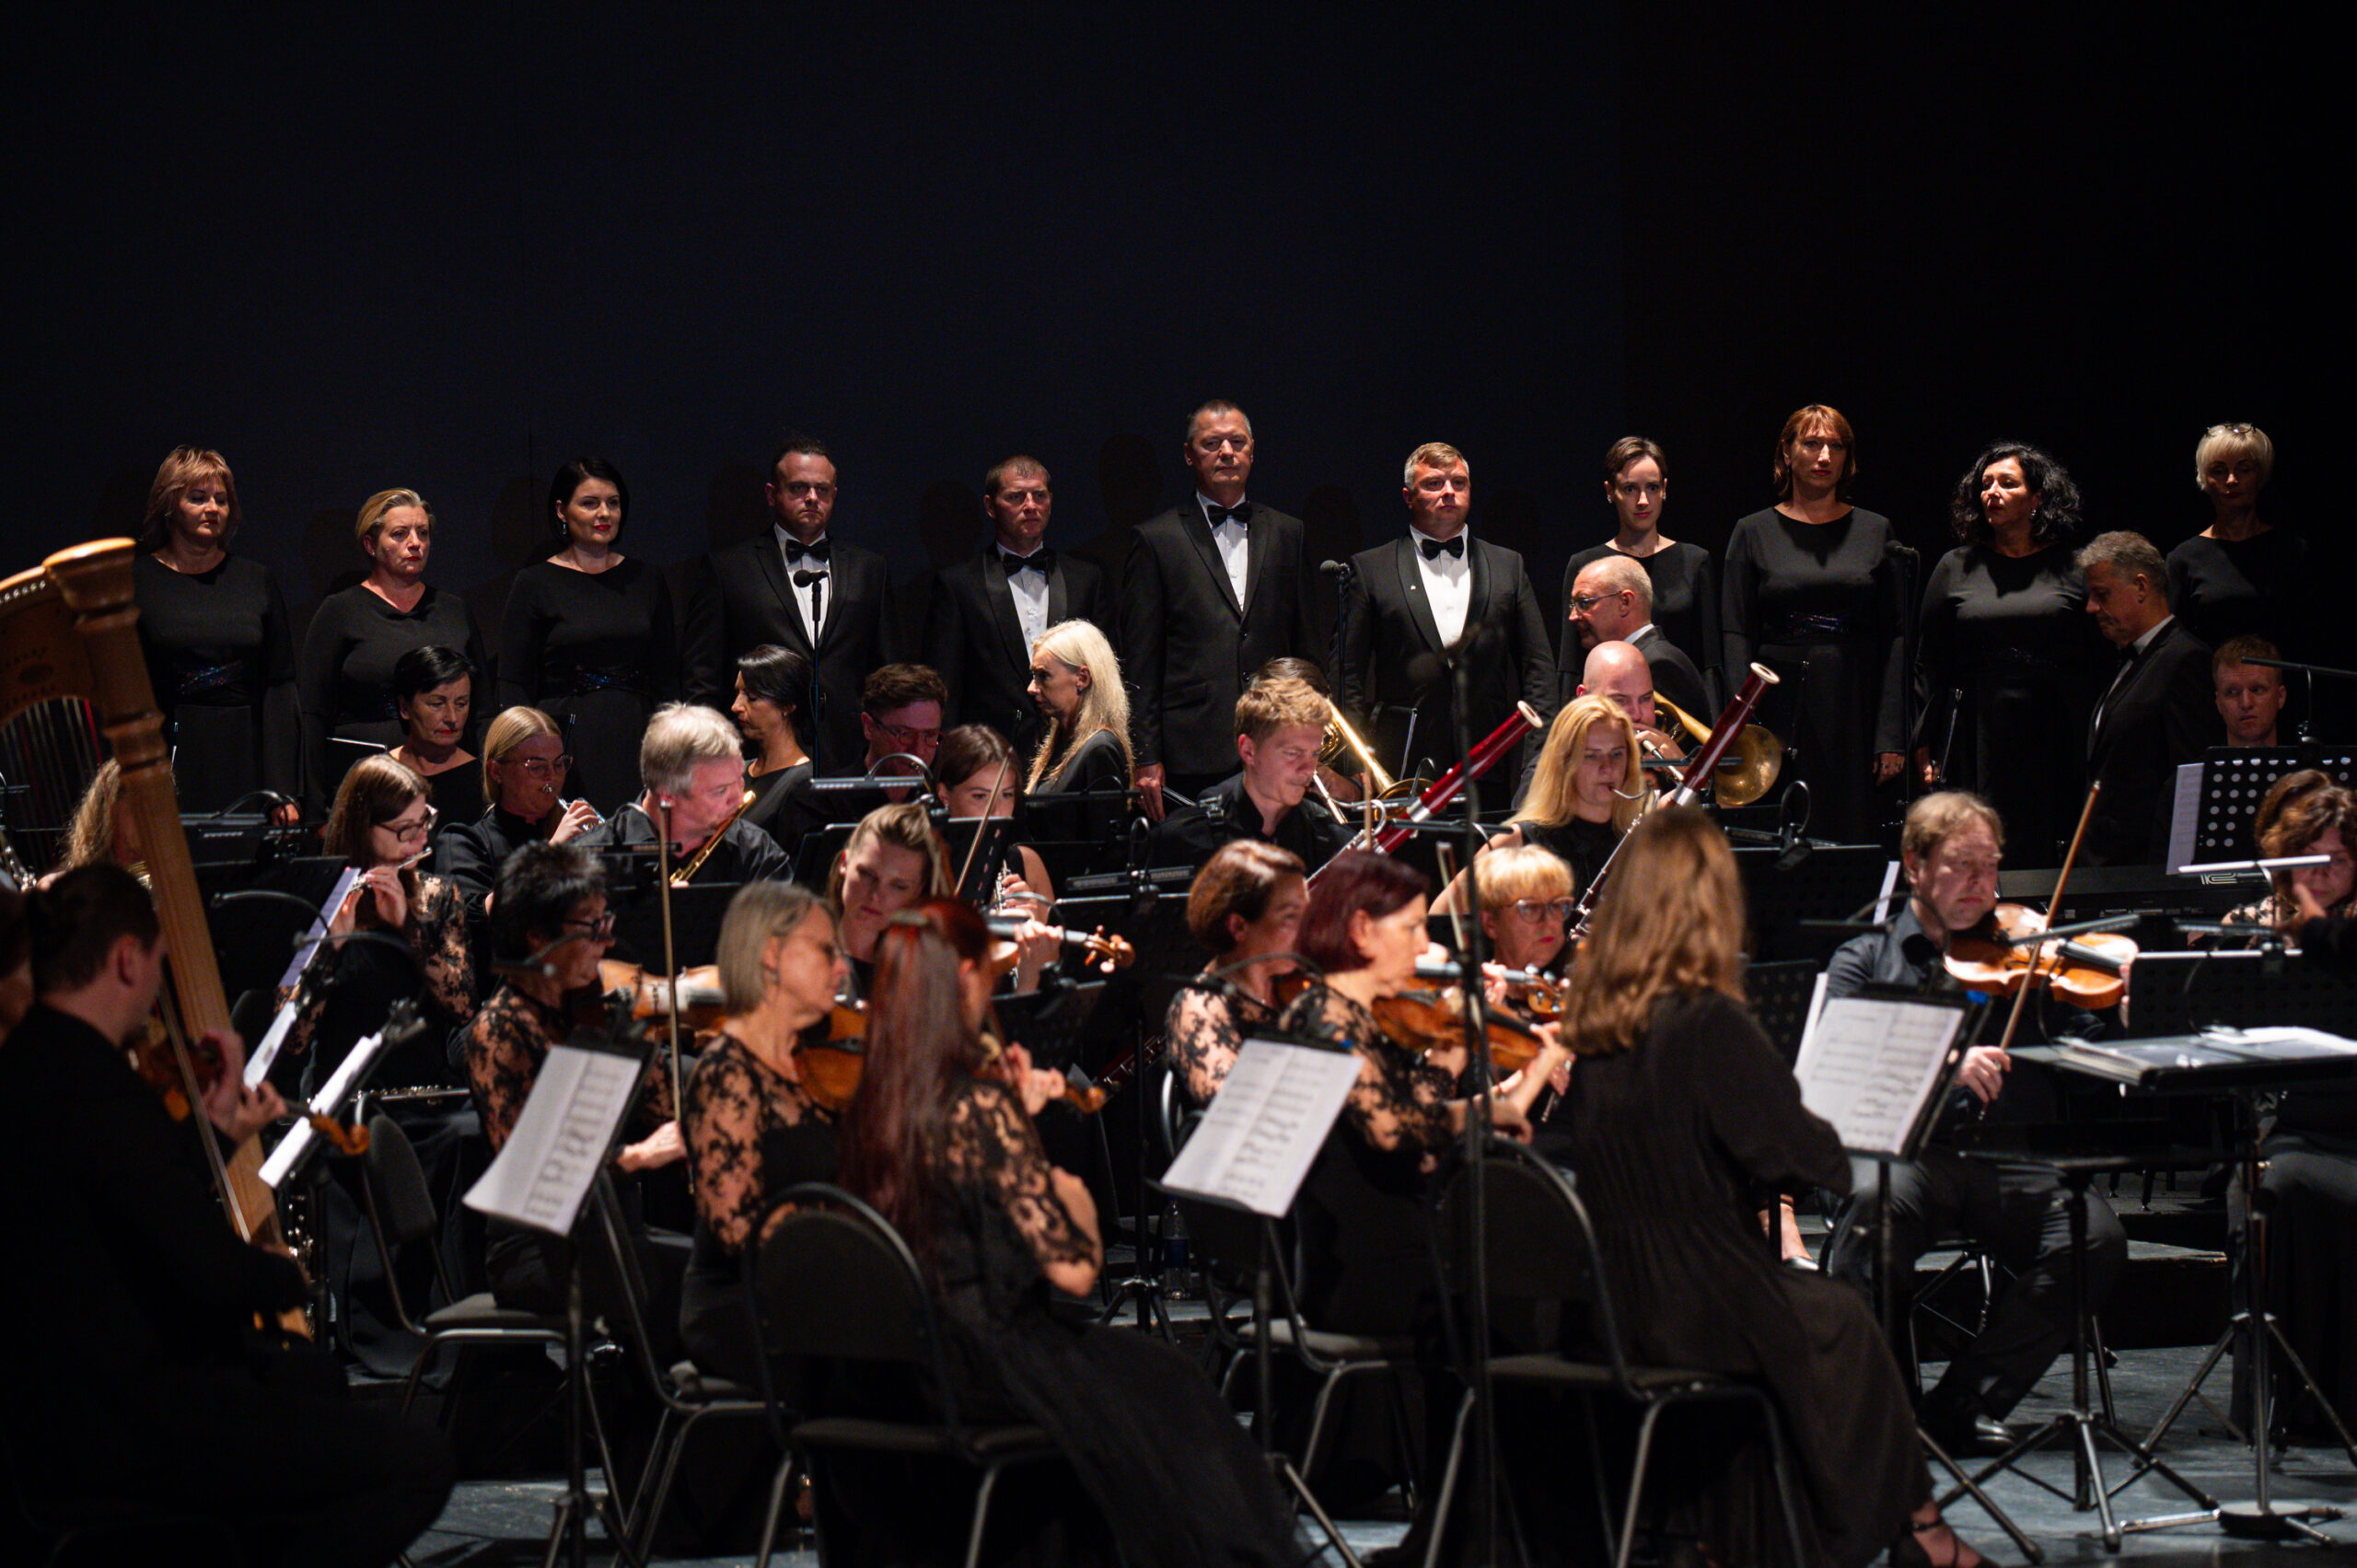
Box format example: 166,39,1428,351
129,1022,370,1157
600,958,727,1032
1372,987,1546,1076
794,1003,1109,1118
1943,904,2136,1012
983,917,1136,976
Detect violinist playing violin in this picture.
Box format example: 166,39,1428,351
1166,840,1307,1107
1821,791,2128,1459
461,842,689,1347
0,865,453,1568
679,881,849,1384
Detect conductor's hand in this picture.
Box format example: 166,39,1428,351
200,1029,285,1143
1875,750,1905,784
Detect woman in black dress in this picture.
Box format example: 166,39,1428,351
1165,840,1306,1107
385,645,484,826
1548,806,1989,1567
833,896,1295,1568
937,724,1055,911
430,705,600,1000
1024,620,1132,846
2167,422,2310,652
1722,405,1906,844
297,487,486,813
1439,693,1639,912
729,643,815,853
131,447,300,818
498,457,676,815
679,881,848,1383
1914,441,2106,865
1562,436,1724,708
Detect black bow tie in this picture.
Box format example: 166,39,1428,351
1001,548,1053,577
1419,534,1465,561
784,537,830,564
1205,503,1251,528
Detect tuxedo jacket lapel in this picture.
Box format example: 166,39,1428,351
1180,502,1244,619
983,550,1030,671
755,537,815,659
1467,537,1494,645
1392,537,1445,653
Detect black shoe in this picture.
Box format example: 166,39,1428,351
1924,1411,2021,1458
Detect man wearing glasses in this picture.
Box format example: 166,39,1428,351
684,435,899,772
854,664,947,791
1562,553,1710,721
582,703,791,887
922,455,1112,755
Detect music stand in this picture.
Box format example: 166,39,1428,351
1736,844,1896,962
461,1025,656,1568
1797,990,2046,1563
1158,1036,1367,1568
2020,1035,2356,1543
940,816,1016,905
606,880,737,975
2177,747,2357,869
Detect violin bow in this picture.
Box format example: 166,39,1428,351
1989,779,2105,1064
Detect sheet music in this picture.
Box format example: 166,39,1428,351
259,1024,391,1188
1793,995,1964,1157
1160,1039,1362,1218
245,865,362,1090
463,1045,644,1237
2165,761,2204,874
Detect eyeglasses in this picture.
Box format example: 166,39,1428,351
377,805,439,842
1567,593,1625,614
1506,899,1576,923
875,722,941,749
509,754,572,780
562,912,617,939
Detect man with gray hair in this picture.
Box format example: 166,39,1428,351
2079,530,2221,865
1563,552,1709,718
582,703,793,882
1336,440,1553,780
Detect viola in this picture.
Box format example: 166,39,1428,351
1943,903,2136,1012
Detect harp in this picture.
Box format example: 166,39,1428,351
2,540,295,1271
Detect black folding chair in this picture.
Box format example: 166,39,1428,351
1427,1141,1813,1568
755,1182,1066,1568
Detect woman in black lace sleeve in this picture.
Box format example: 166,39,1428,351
1166,840,1306,1108
284,756,475,1097
1544,807,1990,1568
832,899,1295,1568
462,842,686,1330
679,882,846,1381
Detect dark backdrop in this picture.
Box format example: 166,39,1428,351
19,6,2315,689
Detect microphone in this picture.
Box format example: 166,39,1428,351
1318,559,1352,578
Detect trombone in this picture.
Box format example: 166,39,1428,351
1319,704,1428,801
1653,695,1783,808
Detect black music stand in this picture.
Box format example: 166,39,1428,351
1745,959,1825,1066
2019,1036,2356,1544
2131,948,2357,1039
1736,843,1895,962
2177,747,2357,869
940,816,1016,906
605,880,737,975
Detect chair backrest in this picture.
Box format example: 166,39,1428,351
1438,1140,1629,1372
362,1111,438,1250
1155,1062,1190,1163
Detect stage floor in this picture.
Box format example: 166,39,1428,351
404,1337,2357,1567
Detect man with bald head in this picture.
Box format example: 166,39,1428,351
1564,554,1709,718
1579,641,1680,785
2079,530,2221,865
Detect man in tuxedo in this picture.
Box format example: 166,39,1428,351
922,455,1112,753
2079,530,2221,865
1562,553,1709,720
1334,441,1553,782
1150,675,1352,871
684,436,897,772
1576,640,1683,786
1121,401,1317,816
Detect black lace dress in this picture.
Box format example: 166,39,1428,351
1163,980,1277,1109
679,1033,838,1382
895,1077,1295,1568
497,558,676,814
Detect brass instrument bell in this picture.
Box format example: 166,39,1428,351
1655,695,1783,807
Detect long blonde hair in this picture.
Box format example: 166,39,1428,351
1027,619,1134,789
1515,694,1643,834
1556,806,1745,1054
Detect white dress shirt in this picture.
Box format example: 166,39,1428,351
1000,546,1051,652
1200,494,1252,608
775,524,829,645
1411,527,1472,646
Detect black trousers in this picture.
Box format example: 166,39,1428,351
1825,1150,2126,1421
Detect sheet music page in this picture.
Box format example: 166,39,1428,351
1161,1039,1363,1218
2166,761,2205,873
2203,1026,2357,1059
245,865,364,1090
1792,996,1962,1157
463,1045,644,1237
259,1024,389,1189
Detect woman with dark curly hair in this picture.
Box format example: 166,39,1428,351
1912,440,2110,864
